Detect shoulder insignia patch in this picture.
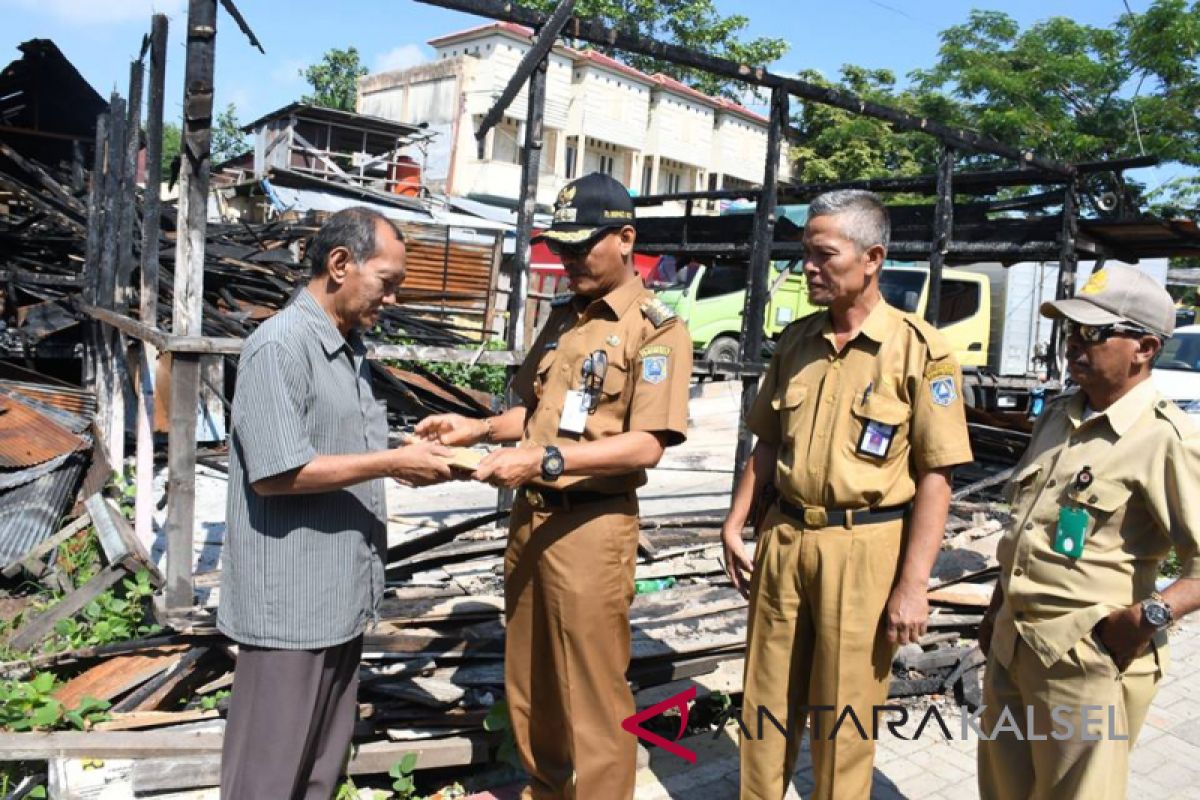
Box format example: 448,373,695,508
640,344,672,358
550,292,575,307
930,375,958,406
924,360,956,381
640,298,677,328
902,314,951,360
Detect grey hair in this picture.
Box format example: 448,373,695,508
308,206,405,277
808,189,890,253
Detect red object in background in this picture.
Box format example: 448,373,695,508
530,234,658,281
388,156,422,197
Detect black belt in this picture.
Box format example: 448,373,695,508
778,497,910,529
519,486,629,511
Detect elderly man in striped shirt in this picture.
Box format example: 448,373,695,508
218,207,453,798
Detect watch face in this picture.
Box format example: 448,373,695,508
1145,602,1170,627
543,449,564,477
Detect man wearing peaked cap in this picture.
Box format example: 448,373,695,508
415,173,692,799
978,263,1200,799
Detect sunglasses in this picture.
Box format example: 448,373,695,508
545,229,615,258
580,350,608,412
1065,321,1153,343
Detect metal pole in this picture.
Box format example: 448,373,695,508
165,0,218,613
925,146,953,326
1048,182,1079,381
734,87,787,479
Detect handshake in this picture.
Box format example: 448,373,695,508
384,413,546,490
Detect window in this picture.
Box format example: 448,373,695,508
642,162,653,196
697,262,749,299
879,270,927,313
936,279,981,327
565,143,577,179
666,172,682,194
599,154,614,176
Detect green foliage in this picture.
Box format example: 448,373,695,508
196,688,230,711
55,526,101,588
391,338,507,397
160,122,181,178
389,752,419,797
0,672,110,732
46,569,161,653
302,47,369,111
482,700,521,769
212,103,250,164
1161,549,1183,578
109,467,137,522
523,0,787,100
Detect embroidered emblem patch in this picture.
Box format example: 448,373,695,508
1081,270,1109,295
930,376,958,406
642,355,668,384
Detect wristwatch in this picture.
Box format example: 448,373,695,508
541,446,565,482
1141,593,1173,630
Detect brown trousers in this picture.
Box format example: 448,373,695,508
740,507,903,800
977,631,1164,800
220,635,363,800
504,493,641,800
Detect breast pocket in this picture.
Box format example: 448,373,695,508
533,349,558,400
770,382,808,440
850,392,911,461
1005,462,1044,507
1068,478,1132,549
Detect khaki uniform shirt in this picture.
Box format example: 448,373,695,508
748,300,973,509
993,379,1200,669
513,277,692,493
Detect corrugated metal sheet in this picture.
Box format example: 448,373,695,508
0,379,95,425
0,383,89,433
0,393,86,468
0,450,87,564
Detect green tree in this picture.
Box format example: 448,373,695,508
160,121,181,177
301,47,368,111
212,103,249,164
523,0,787,100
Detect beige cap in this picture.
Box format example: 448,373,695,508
1040,263,1175,338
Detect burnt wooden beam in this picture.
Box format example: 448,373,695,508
414,0,1071,174
475,0,577,154
165,0,219,612
218,0,265,54
1049,182,1080,382
924,145,953,326
735,86,786,477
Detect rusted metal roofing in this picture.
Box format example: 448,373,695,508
0,450,87,564
0,392,86,468
0,383,89,433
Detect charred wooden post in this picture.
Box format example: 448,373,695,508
118,58,145,301
1049,182,1080,381
82,112,110,393
734,87,786,477
925,145,954,326
96,94,127,472
135,14,170,549
165,0,218,612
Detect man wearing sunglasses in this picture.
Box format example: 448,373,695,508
978,262,1200,799
415,172,692,799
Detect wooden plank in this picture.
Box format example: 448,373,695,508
6,560,132,653
116,646,211,712
0,730,223,760
94,709,219,732
0,512,90,579
52,647,187,708
927,582,995,608
164,354,201,611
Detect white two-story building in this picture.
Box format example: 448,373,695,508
357,22,790,209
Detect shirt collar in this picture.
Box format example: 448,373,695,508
293,288,353,357
583,275,645,319
818,298,901,346
1067,377,1158,436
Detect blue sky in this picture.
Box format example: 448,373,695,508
0,0,1184,191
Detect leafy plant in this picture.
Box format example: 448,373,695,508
197,688,230,711
0,672,110,731
46,569,161,653
483,700,521,769
389,752,419,798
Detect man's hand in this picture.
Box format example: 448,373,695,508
721,527,754,599
1096,604,1155,672
886,580,929,646
382,440,454,487
472,447,543,489
415,413,488,447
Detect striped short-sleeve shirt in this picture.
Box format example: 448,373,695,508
218,288,388,649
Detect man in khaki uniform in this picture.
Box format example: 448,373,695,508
416,172,692,799
722,190,973,799
978,263,1200,800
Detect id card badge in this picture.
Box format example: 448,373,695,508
1053,506,1090,559
559,390,589,434
856,420,896,458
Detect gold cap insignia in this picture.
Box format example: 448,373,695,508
1081,270,1108,296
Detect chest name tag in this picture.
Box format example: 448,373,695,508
1053,506,1090,559
559,390,589,435
857,420,896,458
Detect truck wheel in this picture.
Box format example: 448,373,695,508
704,336,740,364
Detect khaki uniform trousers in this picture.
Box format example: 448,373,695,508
504,492,640,800
740,504,904,800
978,630,1164,800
